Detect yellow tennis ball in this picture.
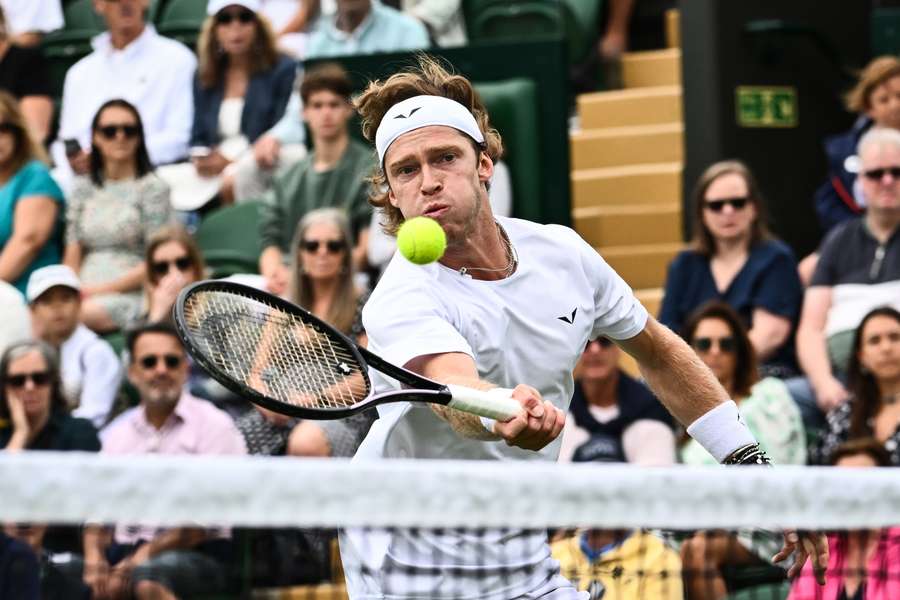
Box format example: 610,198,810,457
397,216,447,265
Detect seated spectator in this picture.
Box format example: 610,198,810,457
305,0,429,59
679,302,805,600
0,91,64,295
260,0,320,58
80,322,246,600
557,336,675,465
0,6,52,143
258,63,373,295
399,0,466,47
813,307,900,466
0,339,99,599
0,0,62,46
659,160,802,377
0,279,28,354
0,530,39,600
27,265,123,429
793,128,900,431
282,208,374,456
52,0,196,187
169,0,295,209
63,99,172,333
141,224,206,325
789,438,899,600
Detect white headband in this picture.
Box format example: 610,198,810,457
375,95,485,165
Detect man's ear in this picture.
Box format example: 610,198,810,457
477,151,494,185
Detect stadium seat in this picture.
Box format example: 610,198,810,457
41,31,93,99
60,0,105,32
194,202,264,278
469,1,565,45
560,0,603,63
871,7,900,56
155,0,207,49
473,78,541,222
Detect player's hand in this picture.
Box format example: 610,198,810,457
812,376,849,413
773,529,828,584
493,384,565,451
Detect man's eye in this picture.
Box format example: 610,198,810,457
441,153,456,162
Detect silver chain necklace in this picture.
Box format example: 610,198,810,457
459,222,518,278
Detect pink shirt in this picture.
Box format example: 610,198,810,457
788,529,900,600
100,393,247,544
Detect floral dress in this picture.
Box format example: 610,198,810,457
66,174,172,329
813,399,900,466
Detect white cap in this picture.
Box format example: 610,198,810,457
375,95,485,166
26,265,81,303
207,0,260,15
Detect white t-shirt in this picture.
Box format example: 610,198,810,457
341,216,647,599
60,324,123,430
0,0,63,35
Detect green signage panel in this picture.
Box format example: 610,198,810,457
735,86,798,128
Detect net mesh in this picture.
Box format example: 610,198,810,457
2,453,900,599
182,288,370,411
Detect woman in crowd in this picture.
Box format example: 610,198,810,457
659,160,803,377
813,307,900,466
678,301,806,600
64,99,172,333
142,224,206,325
189,0,295,205
0,91,63,295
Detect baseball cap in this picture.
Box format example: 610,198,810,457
26,265,81,304
207,0,261,15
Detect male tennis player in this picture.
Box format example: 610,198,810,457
341,55,826,599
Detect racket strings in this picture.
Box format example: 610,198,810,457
183,290,369,410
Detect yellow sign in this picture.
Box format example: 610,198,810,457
736,86,798,128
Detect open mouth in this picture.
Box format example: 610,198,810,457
422,204,448,218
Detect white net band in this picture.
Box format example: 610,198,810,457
2,451,899,530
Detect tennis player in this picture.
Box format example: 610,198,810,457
340,55,825,599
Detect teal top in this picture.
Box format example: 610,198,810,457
0,160,65,294
306,2,430,59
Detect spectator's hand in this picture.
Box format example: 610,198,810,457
254,135,281,170
68,150,90,175
264,264,290,296
83,558,111,600
774,529,828,584
193,150,230,177
148,271,188,321
492,385,565,451
7,394,29,437
813,376,849,413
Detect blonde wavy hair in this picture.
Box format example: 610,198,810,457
845,55,900,114
354,54,504,236
196,10,280,89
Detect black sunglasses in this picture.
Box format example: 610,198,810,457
861,167,900,181
692,337,737,353
97,124,140,140
301,239,346,254
0,122,21,135
6,371,51,389
138,354,183,371
151,256,191,277
215,9,255,25
704,197,749,213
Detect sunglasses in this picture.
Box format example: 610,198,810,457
0,122,20,135
138,354,183,371
692,337,737,353
215,9,255,25
704,197,749,213
151,256,191,277
6,371,51,389
301,239,345,254
97,124,140,140
861,167,900,181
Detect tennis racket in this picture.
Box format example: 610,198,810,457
173,280,522,421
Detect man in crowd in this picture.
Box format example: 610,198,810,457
27,265,121,429
305,0,429,59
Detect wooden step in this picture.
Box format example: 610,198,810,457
577,86,682,129
572,162,682,209
635,287,665,317
622,48,682,88
574,203,682,246
666,9,681,49
598,242,682,290
571,123,683,170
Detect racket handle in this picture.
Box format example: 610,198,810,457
445,385,521,421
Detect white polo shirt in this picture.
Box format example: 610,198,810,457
0,0,63,35
341,216,647,599
60,324,123,430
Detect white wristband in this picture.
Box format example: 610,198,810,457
686,401,758,463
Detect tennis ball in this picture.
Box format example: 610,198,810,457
397,216,447,265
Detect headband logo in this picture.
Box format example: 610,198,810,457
394,107,422,119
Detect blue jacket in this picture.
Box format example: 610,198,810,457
191,55,296,147
813,116,871,233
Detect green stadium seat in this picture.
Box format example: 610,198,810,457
872,7,900,56
473,78,540,222
61,0,105,32
41,30,93,99
560,0,602,63
155,0,207,50
469,2,565,44
195,201,264,278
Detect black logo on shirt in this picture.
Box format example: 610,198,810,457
557,308,577,324
394,107,422,119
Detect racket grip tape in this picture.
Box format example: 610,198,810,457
445,385,521,421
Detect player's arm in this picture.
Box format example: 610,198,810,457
406,351,565,450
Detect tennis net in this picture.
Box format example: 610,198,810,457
2,452,899,599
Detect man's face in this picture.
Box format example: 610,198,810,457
93,0,148,33
384,126,493,247
336,0,371,16
31,287,81,344
128,332,188,412
859,142,900,213
303,90,353,141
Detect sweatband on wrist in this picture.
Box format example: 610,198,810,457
686,401,758,463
